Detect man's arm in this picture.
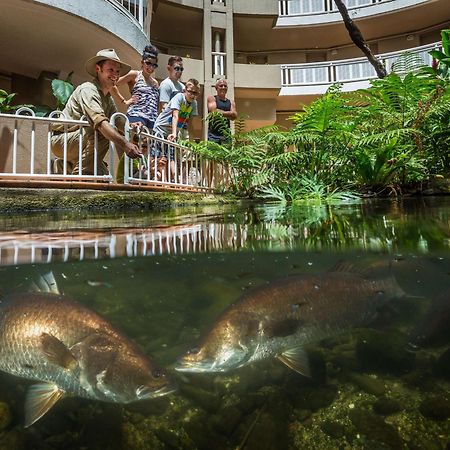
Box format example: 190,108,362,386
224,99,238,121
207,95,217,113
207,95,237,121
98,120,142,158
168,109,179,142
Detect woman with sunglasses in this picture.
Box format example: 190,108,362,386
112,45,160,131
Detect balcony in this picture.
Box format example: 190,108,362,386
280,42,439,95
277,0,431,26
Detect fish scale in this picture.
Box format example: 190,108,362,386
176,266,405,374
0,286,175,427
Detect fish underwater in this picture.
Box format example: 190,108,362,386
0,273,175,427
176,263,405,376
409,288,450,347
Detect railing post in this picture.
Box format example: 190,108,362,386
109,112,130,184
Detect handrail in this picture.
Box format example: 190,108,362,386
281,42,440,87
106,0,148,32
0,110,216,192
111,113,215,191
279,0,401,16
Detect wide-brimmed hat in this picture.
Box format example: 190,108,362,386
85,48,131,77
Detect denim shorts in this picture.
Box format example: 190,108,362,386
150,143,175,161
151,128,175,160
127,115,154,131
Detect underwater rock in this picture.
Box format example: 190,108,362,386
179,384,221,413
372,397,402,416
0,428,27,450
348,372,386,396
210,405,243,435
184,417,226,450
237,392,266,414
122,421,164,450
419,396,450,421
0,402,12,430
349,408,404,449
235,410,289,450
154,428,191,450
355,330,415,374
435,348,450,380
289,385,338,412
320,419,348,439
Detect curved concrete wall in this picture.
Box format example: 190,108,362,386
34,0,149,51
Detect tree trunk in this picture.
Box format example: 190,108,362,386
333,0,388,79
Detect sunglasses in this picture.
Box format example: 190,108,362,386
143,61,158,68
173,66,184,72
186,89,199,96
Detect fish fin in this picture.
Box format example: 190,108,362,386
277,347,311,377
29,271,61,295
40,333,77,370
24,382,64,427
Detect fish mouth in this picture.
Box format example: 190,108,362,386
137,383,177,400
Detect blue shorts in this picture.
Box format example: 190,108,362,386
127,115,154,131
208,132,229,145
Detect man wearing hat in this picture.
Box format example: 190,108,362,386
51,49,142,176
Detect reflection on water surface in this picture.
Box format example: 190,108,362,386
0,197,448,449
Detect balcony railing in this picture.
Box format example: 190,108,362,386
279,0,392,16
107,0,148,32
0,110,217,192
281,42,439,88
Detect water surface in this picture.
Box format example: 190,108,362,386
0,197,448,449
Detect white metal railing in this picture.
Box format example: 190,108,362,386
107,0,148,32
110,114,216,190
281,42,440,87
0,109,112,182
212,52,226,77
279,0,392,16
0,110,217,191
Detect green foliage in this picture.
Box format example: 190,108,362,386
51,72,75,110
429,29,450,79
0,89,34,114
0,89,18,113
259,174,360,205
187,35,450,198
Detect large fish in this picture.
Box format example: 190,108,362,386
176,263,404,375
0,273,175,427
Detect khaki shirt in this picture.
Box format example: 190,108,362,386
54,79,117,133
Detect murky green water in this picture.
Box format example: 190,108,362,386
0,198,448,449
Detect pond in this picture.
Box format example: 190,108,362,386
0,197,448,449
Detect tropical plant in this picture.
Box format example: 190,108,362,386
429,29,450,79
0,89,32,114
259,174,360,205
52,71,75,110
184,114,277,196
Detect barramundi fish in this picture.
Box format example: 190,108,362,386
176,263,404,375
0,273,175,427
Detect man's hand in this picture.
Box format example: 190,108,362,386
124,141,142,158
167,133,176,142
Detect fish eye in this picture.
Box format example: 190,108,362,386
187,347,199,355
152,369,163,379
